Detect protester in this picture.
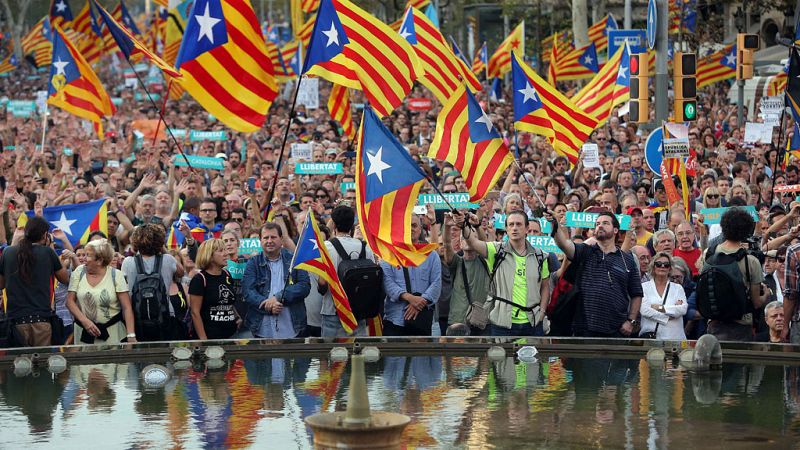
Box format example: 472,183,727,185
638,253,688,340
188,239,240,340
755,301,785,343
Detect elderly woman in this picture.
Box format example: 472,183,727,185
639,252,688,340
67,239,137,345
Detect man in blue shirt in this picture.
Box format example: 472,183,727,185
381,215,442,336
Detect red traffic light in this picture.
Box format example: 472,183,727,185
630,55,640,76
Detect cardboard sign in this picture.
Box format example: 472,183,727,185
294,162,343,174
773,184,800,193
340,181,355,193
171,128,187,138
296,77,319,109
565,211,632,230
662,138,690,159
492,214,552,234
238,238,262,256
290,142,313,161
190,130,228,142
700,206,758,225
527,235,563,254
743,122,773,144
417,193,479,210
407,97,433,111
759,96,784,127
226,260,247,280
582,143,601,169
173,155,225,170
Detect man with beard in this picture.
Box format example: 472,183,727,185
547,211,643,337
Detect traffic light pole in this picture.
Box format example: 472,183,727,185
655,0,669,124
737,80,745,126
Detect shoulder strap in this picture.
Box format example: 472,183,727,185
534,248,545,282
154,254,163,274
134,254,145,274
199,271,207,288
402,267,412,293
330,238,350,261
358,240,366,260
460,259,474,306
111,267,117,286
78,265,86,283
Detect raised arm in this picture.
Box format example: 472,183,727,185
453,211,488,259
545,211,575,260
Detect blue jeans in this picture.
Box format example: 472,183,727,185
489,322,543,337
321,315,366,337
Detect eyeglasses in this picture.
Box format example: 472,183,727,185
654,261,671,268
706,194,720,199
232,217,244,223
200,208,216,213
316,194,329,199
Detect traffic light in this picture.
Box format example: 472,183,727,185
630,52,649,124
673,52,697,122
736,33,759,80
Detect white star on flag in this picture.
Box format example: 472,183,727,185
51,212,77,236
724,53,736,66
366,147,391,183
53,57,69,76
518,82,538,104
55,0,67,12
583,55,594,66
195,3,221,44
474,110,494,133
617,66,628,79
322,23,340,48
399,26,412,40
310,238,319,250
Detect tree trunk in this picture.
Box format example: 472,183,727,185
572,0,589,48
1,0,32,61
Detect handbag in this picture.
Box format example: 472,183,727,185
50,313,65,346
402,267,434,336
462,259,489,330
641,283,670,339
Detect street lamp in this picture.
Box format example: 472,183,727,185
733,6,745,33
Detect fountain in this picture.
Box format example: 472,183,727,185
304,353,411,449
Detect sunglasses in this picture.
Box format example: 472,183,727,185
706,194,720,199
232,217,244,223
654,261,671,268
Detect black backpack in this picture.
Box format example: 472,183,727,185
131,254,172,341
330,238,384,321
696,244,751,322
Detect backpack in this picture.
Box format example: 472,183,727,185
492,242,545,281
330,238,385,321
696,244,751,322
131,254,172,341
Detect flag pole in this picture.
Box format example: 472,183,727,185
151,78,173,147
122,58,194,171
264,75,303,218
767,107,788,207
509,130,547,211
39,102,49,154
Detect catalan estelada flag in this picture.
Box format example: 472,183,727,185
511,52,599,164
487,21,523,78
768,71,787,97
72,1,93,35
551,42,599,81
22,17,53,67
542,30,572,64
547,32,560,85
697,44,736,88
398,7,479,103
302,0,320,13
429,84,513,201
0,54,18,75
50,0,74,28
175,0,278,132
303,0,421,117
572,43,630,124
471,41,487,76
356,106,437,267
293,210,358,334
21,199,108,248
297,13,316,46
587,14,617,54
328,84,356,140
93,0,181,78
787,47,800,124
48,24,115,137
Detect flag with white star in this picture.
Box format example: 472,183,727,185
786,48,800,124
697,44,737,89
302,0,421,117
511,51,599,164
50,0,74,28
48,24,115,137
175,0,277,132
292,210,357,333
587,14,616,53
428,84,513,202
571,43,630,125
550,42,599,81
356,105,437,267
22,199,108,248
487,21,523,78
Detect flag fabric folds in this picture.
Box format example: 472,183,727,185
429,84,513,201
175,0,278,132
511,52,599,164
0,54,18,75
328,84,356,140
293,210,358,334
398,7,479,103
21,17,52,67
768,71,787,97
50,0,75,28
786,48,800,124
48,24,115,136
697,45,736,88
587,14,617,54
572,44,630,124
551,42,599,81
93,0,181,78
303,0,421,117
471,41,487,76
24,199,108,248
356,106,437,267
487,21,524,78
72,2,94,36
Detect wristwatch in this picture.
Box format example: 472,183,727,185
628,319,639,326
126,333,137,339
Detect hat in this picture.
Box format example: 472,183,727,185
626,206,643,216
325,148,338,155
765,250,778,259
215,152,228,159
769,204,786,215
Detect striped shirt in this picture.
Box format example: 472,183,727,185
572,243,643,334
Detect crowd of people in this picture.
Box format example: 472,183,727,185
0,53,797,349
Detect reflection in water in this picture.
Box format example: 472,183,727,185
0,355,798,448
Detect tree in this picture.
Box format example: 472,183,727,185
572,0,589,47
1,0,32,61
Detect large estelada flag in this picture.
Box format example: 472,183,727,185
572,43,630,124
21,199,108,248
356,106,437,267
303,0,421,117
175,0,278,132
487,21,523,78
429,84,513,201
697,44,736,88
511,51,599,164
48,24,115,137
587,14,617,54
328,84,356,140
551,42,599,81
292,210,357,334
786,47,800,124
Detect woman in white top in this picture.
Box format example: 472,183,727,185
639,252,688,340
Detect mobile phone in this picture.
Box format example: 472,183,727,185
63,147,73,156
413,205,427,215
107,160,120,168
247,176,257,193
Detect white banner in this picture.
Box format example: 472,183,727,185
296,77,319,109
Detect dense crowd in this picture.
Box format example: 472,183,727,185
0,56,797,349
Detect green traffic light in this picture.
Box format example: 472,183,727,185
684,101,696,120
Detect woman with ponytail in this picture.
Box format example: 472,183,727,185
0,216,70,347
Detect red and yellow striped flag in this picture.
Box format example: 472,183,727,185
551,42,599,81
328,84,356,140
302,0,320,12
587,14,617,53
768,71,787,96
487,21,524,78
697,45,736,88
72,1,93,36
572,44,629,124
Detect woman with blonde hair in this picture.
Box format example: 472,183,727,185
188,239,240,340
702,186,722,209
639,252,688,340
67,239,137,344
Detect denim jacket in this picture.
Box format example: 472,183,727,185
242,248,310,336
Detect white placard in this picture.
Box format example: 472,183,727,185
582,143,601,168
296,77,319,109
662,137,690,158
290,142,312,160
759,96,784,127
743,122,773,144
